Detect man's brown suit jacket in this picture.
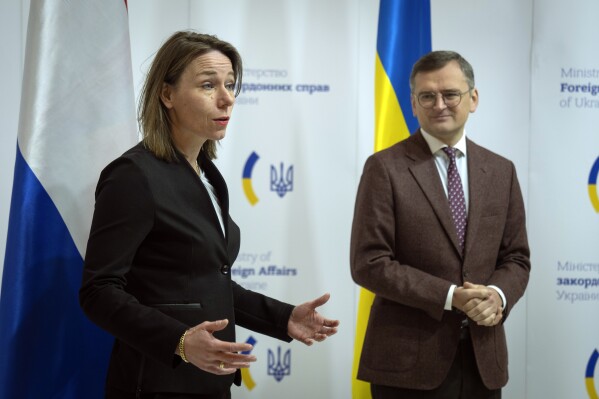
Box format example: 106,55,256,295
350,131,530,390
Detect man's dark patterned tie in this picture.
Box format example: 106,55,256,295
442,146,467,253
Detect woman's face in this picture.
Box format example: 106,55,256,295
161,50,236,145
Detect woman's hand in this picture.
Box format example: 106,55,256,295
287,293,339,346
181,319,256,375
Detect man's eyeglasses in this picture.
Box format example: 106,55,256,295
414,89,471,109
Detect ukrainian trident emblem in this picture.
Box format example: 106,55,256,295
267,346,291,382
270,162,293,198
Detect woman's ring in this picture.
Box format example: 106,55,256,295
219,361,225,369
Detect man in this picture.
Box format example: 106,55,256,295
350,51,530,398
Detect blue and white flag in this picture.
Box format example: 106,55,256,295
0,1,137,397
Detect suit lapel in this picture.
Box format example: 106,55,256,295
406,132,463,256
199,153,230,240
463,139,490,257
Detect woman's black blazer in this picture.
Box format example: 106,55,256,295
80,142,293,395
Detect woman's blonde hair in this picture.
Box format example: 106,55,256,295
138,31,243,161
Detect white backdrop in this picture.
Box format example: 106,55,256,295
7,1,594,398
528,1,599,398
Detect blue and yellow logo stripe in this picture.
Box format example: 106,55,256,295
242,152,260,206
586,349,599,399
588,157,599,213
241,336,257,390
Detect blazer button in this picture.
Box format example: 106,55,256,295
463,271,470,279
221,264,230,275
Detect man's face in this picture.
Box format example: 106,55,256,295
410,60,478,146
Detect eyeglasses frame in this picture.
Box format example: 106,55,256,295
413,88,473,109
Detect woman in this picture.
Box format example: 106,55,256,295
79,31,339,399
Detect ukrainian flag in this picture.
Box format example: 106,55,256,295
352,0,431,397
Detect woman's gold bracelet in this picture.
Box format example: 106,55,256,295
179,329,190,363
